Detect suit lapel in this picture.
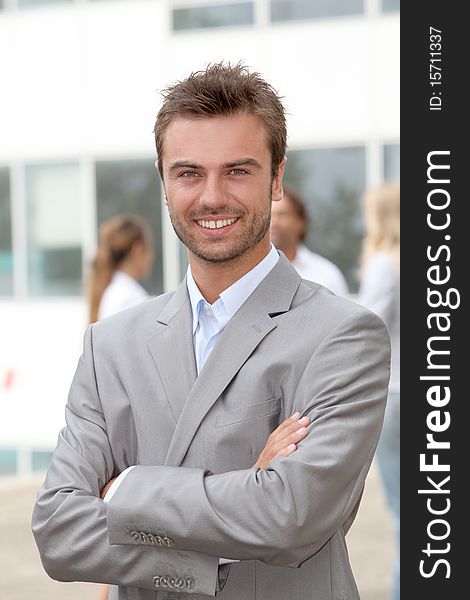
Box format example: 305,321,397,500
146,282,197,423
164,254,302,467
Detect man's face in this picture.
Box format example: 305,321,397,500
270,194,305,251
160,112,285,264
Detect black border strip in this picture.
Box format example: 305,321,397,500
401,3,465,596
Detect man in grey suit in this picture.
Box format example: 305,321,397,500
32,63,391,600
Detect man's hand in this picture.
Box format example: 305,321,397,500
100,477,117,500
252,412,310,470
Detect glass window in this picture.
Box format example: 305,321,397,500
284,146,366,292
95,159,164,296
270,0,363,23
18,0,73,7
0,167,13,296
26,163,83,296
32,450,53,472
382,0,400,12
0,449,17,476
173,2,254,31
384,143,400,181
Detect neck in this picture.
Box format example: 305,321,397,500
189,239,271,304
118,262,140,281
280,242,299,262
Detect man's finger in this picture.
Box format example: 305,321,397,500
275,443,297,458
268,413,301,438
269,424,309,456
253,413,311,469
269,415,310,445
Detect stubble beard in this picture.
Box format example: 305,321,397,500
168,196,272,264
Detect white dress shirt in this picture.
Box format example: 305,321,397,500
104,246,280,564
187,244,279,374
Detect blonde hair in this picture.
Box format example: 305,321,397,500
87,215,152,323
361,182,400,272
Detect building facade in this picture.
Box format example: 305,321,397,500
0,0,399,476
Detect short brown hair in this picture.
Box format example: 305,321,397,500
154,62,287,179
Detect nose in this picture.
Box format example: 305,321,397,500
199,174,226,208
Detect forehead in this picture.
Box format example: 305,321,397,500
162,113,270,166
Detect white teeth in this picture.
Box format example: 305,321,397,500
197,218,237,229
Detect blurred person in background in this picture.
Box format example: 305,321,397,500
358,182,400,600
88,214,154,323
271,184,349,296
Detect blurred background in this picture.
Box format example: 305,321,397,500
0,0,399,598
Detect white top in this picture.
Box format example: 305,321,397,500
98,271,149,320
186,244,279,373
358,252,400,393
291,244,349,297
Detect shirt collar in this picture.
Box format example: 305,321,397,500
186,244,279,334
186,268,208,334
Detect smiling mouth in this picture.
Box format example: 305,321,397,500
196,217,239,229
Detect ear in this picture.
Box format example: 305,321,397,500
162,183,168,206
271,157,287,203
131,240,145,257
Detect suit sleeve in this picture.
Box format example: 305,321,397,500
106,309,391,567
31,325,220,596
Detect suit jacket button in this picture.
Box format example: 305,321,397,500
153,576,160,588
186,577,194,589
163,536,174,547
130,531,140,541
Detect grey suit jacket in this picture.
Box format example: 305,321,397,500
32,254,391,600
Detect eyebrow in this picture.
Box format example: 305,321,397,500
222,158,262,169
168,161,203,172
168,158,262,172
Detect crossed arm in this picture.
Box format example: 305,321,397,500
100,413,311,500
